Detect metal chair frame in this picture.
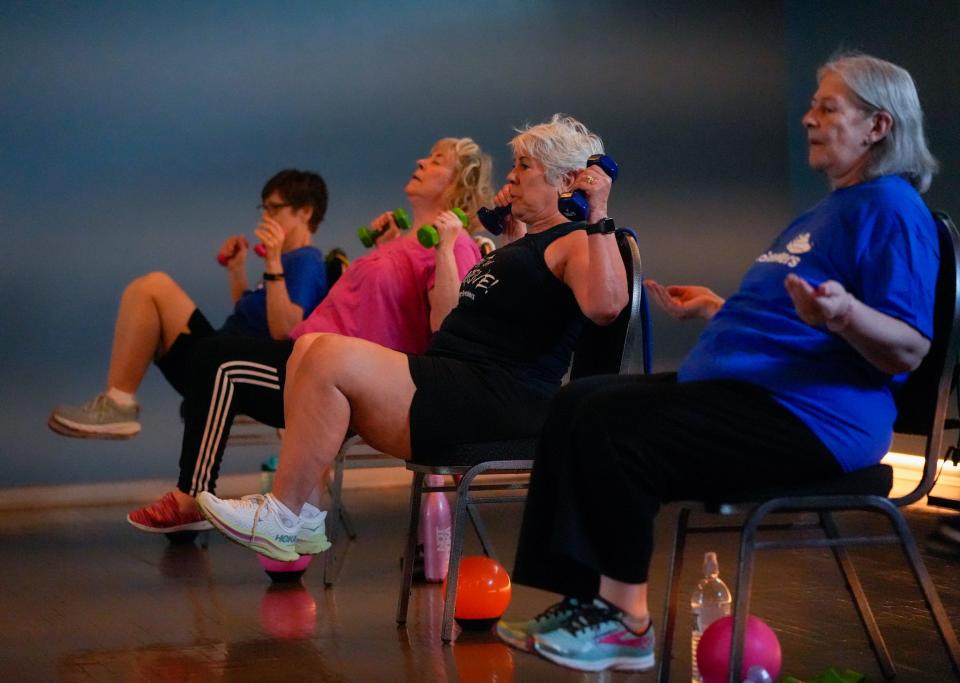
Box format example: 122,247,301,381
396,228,651,642
656,211,960,682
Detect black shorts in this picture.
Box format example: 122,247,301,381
155,308,217,396
406,353,557,464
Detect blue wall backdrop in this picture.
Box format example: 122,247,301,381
0,1,955,488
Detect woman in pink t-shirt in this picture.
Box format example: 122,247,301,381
127,138,494,534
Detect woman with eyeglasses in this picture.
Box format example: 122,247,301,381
49,169,330,440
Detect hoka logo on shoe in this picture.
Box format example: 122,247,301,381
275,534,297,544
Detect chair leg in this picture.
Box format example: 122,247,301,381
323,445,351,586
820,511,895,679
728,509,761,683
441,472,474,642
466,502,497,562
657,506,690,683
338,505,358,540
880,504,960,677
396,472,425,626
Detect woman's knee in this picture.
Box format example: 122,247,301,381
127,271,176,296
295,334,351,383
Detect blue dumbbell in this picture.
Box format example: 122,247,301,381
477,204,512,236
558,154,619,221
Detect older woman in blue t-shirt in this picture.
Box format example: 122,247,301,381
497,53,940,673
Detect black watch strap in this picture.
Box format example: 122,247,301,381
585,217,616,235
263,272,285,281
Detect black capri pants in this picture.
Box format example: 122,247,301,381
512,373,842,600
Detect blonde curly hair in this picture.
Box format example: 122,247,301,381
432,137,494,234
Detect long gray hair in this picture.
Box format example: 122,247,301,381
820,52,938,193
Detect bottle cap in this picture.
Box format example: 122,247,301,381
703,551,719,577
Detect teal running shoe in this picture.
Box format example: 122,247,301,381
532,599,655,672
496,597,582,652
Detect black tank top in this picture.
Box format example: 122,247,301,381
427,221,585,389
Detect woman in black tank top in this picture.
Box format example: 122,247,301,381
197,114,630,563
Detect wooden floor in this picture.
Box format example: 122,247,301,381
1,484,958,682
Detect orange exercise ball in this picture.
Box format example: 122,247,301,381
444,555,512,630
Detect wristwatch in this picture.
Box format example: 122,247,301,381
585,217,616,235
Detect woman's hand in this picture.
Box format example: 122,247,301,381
495,184,526,244
644,279,724,321
783,273,930,374
427,210,467,331
219,235,248,270
371,211,401,247
573,165,612,225
255,215,286,270
432,209,464,251
784,274,854,331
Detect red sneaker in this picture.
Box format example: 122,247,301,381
127,492,213,533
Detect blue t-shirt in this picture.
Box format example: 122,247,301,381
219,246,328,337
679,176,938,472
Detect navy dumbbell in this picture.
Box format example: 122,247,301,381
558,154,619,222
477,204,512,236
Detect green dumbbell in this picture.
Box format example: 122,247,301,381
417,207,469,248
357,208,411,248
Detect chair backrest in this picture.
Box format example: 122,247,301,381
893,211,960,505
569,228,649,380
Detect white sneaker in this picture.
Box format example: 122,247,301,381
296,502,332,555
197,492,299,561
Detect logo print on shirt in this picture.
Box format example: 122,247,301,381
460,253,500,300
755,231,814,269
787,232,813,254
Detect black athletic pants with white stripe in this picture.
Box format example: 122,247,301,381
177,335,294,496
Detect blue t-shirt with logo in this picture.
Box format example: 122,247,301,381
679,176,938,472
219,246,327,337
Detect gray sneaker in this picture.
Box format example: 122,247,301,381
49,393,141,439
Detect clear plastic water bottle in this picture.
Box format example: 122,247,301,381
691,551,733,683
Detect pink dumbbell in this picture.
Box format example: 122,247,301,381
216,237,266,265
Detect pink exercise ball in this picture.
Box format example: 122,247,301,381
696,615,782,683
256,553,313,582
258,585,317,639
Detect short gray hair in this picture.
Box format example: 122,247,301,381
510,114,604,186
819,52,938,193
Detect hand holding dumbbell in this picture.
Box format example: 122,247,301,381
558,153,618,222
217,235,250,266
417,207,469,248
217,235,270,266
358,208,411,248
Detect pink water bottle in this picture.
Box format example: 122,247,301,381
419,474,452,582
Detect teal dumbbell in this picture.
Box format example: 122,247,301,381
357,208,411,248
417,207,469,248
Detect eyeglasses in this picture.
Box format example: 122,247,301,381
257,201,292,215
